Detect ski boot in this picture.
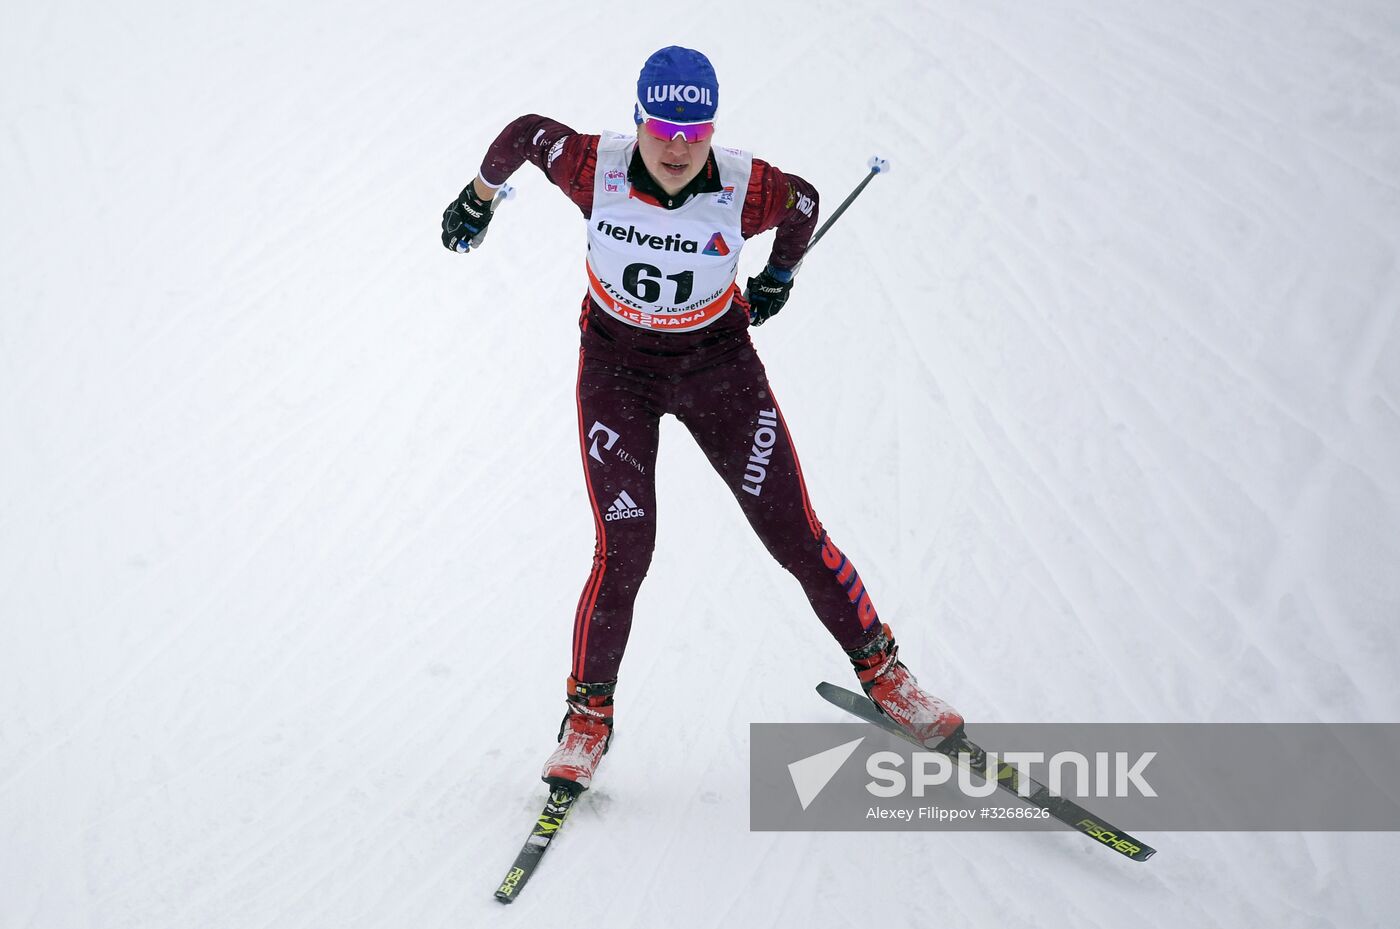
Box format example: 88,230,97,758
541,677,615,790
847,624,964,749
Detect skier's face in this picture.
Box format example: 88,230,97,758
636,124,712,195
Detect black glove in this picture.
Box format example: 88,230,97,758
744,265,795,326
441,182,495,253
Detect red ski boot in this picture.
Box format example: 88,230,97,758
847,624,964,748
541,677,614,790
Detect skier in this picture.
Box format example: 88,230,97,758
442,47,963,790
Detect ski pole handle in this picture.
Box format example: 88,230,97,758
468,183,515,249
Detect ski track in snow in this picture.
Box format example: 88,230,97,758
3,1,1399,927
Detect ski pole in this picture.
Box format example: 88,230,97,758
805,156,890,254
747,157,887,324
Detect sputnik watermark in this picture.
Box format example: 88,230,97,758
787,736,864,810
865,749,1158,799
787,741,1157,811
753,722,1400,832
865,805,1050,822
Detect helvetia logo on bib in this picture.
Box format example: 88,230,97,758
703,232,730,257
596,220,698,253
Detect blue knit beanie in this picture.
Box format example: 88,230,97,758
636,46,719,121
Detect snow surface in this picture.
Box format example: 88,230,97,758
3,0,1400,926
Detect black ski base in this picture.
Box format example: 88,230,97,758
816,681,1156,862
494,780,585,904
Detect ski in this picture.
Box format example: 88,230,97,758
494,780,584,903
816,681,1156,862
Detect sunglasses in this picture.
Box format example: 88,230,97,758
634,103,715,144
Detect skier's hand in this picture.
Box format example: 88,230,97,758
744,265,794,326
441,181,495,253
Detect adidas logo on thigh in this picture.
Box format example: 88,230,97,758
604,490,646,521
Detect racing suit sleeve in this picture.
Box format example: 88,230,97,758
741,159,820,273
478,114,598,218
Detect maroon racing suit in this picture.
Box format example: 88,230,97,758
480,115,883,683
